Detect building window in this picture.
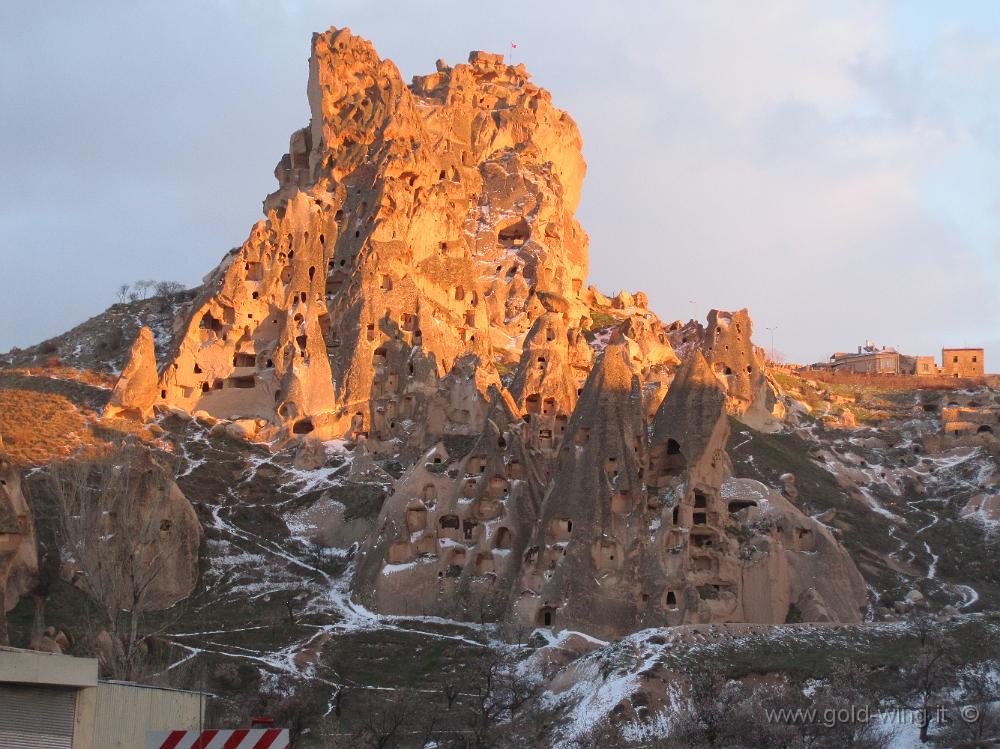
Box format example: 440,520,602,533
972,356,978,363
953,356,959,363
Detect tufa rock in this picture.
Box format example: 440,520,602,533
105,326,160,420
779,473,799,500
154,27,590,443
353,344,868,636
0,452,38,644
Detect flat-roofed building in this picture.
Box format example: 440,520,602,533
0,647,206,749
913,355,938,376
829,342,900,374
941,348,984,378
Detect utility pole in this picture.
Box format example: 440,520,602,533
765,326,778,363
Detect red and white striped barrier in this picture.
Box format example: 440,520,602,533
146,728,290,749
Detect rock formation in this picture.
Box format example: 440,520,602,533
0,450,38,644
105,326,159,420
101,27,867,638
666,308,784,428
354,392,541,618
357,346,867,635
55,443,201,612
149,29,590,445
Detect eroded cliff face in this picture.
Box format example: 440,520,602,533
55,444,202,613
356,347,866,636
107,26,864,637
154,29,589,445
0,451,37,643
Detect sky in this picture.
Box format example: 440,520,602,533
1,0,998,365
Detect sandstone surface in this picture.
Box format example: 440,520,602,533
0,451,37,643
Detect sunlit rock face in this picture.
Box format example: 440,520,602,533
152,28,589,442
104,326,159,420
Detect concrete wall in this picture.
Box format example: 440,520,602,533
0,646,97,687
0,648,206,749
93,682,205,749
0,647,98,749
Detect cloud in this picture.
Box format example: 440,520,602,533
561,1,999,361
0,0,996,364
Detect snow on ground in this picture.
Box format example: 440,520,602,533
588,328,613,355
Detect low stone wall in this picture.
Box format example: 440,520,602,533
799,370,994,390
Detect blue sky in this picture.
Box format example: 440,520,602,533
0,1,996,365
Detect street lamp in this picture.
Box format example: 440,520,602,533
765,326,778,363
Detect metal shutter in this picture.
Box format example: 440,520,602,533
0,684,77,749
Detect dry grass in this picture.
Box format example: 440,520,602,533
4,365,116,390
773,369,918,425
0,386,96,465
0,369,154,466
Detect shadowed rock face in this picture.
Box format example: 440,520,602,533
58,445,202,613
358,348,867,637
0,452,37,642
353,392,543,619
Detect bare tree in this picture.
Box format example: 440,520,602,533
116,280,182,304
802,660,888,749
44,443,186,681
244,683,327,747
666,660,746,749
462,649,538,748
443,682,459,710
891,614,960,743
941,663,1000,746
153,281,185,297
356,692,413,749
333,690,441,749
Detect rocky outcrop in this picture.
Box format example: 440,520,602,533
0,451,38,644
666,309,782,426
154,29,590,444
515,340,648,633
79,27,866,639
105,326,159,420
355,345,867,636
353,392,542,619
57,444,201,612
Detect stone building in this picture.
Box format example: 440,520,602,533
913,355,938,376
941,348,984,378
829,343,899,374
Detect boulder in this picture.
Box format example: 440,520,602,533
104,326,159,420
293,437,328,470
